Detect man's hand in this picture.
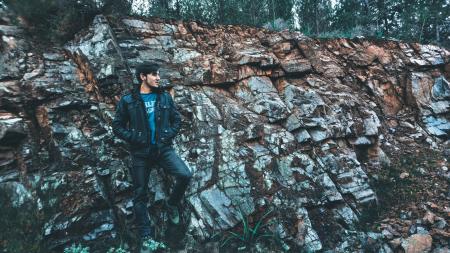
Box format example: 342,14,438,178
129,131,146,145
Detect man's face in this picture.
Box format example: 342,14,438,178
141,72,160,88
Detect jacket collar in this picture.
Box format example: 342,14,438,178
131,86,162,102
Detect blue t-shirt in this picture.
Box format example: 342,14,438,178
140,93,157,144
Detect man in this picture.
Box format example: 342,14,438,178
112,63,192,245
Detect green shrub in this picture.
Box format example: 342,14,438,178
3,0,130,44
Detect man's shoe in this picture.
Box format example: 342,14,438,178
165,200,180,224
140,236,167,253
140,235,153,253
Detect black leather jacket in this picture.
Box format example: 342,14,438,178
112,88,181,156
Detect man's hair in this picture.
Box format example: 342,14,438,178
135,63,159,83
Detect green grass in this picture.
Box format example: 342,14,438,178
219,208,281,252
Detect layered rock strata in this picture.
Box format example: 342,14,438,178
1,10,449,252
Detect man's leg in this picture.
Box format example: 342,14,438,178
157,146,193,206
130,155,152,238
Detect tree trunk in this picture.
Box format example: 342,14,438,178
218,0,225,23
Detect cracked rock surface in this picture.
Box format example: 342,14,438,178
1,9,449,253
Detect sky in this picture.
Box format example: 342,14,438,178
129,0,338,15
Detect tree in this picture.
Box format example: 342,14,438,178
4,0,131,44
4,0,450,48
296,0,334,35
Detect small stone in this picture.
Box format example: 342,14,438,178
409,224,417,234
433,217,447,229
255,198,266,208
416,167,426,175
309,129,329,142
422,211,435,225
294,129,311,143
416,226,429,235
43,52,64,61
399,172,410,179
22,68,43,80
432,247,450,253
426,202,439,209
400,210,411,219
401,234,432,253
400,121,415,129
382,229,394,239
389,238,402,249
380,243,394,253
432,228,450,237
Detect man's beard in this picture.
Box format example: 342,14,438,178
145,81,158,90
144,80,162,92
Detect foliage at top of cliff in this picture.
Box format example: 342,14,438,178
2,0,450,48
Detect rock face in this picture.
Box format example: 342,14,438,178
1,8,449,253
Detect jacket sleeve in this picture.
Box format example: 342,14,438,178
112,96,132,142
167,93,181,138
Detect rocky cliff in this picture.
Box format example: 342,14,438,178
1,7,449,253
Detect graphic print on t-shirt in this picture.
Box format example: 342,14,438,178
144,101,155,114
141,93,157,144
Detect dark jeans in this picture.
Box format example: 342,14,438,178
129,144,192,238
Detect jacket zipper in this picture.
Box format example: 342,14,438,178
155,93,159,144
138,96,151,145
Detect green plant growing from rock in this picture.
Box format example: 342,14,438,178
220,208,278,251
107,246,130,253
63,244,89,253
142,238,167,251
